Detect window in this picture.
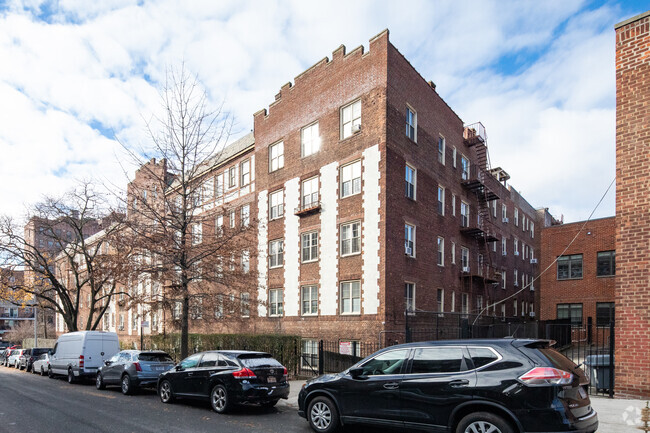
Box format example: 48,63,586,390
502,270,506,289
405,282,415,313
301,285,318,315
597,251,615,276
405,224,415,257
469,347,499,369
460,155,470,180
514,238,519,256
190,297,203,320
557,303,583,325
501,237,507,255
406,107,416,141
241,205,250,227
437,237,444,266
269,190,284,220
302,340,319,370
530,222,535,238
514,208,519,226
269,289,284,317
301,231,318,263
437,289,444,314
192,223,202,245
502,204,507,220
514,269,518,285
461,293,469,316
451,291,456,312
228,166,237,188
438,136,446,164
229,210,236,228
477,295,484,312
437,186,445,215
452,194,456,216
214,294,223,319
596,302,615,327
359,349,409,376
460,201,470,227
301,122,320,157
340,281,361,314
241,293,250,317
340,160,361,198
215,215,223,233
269,239,284,268
451,242,456,264
411,347,464,374
269,141,284,172
340,221,361,256
240,160,250,186
557,254,583,280
405,164,416,200
452,146,457,168
241,250,250,274
341,100,361,139
302,177,319,208
461,247,469,270
513,299,518,317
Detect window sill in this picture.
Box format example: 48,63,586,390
302,313,318,317
557,277,584,281
340,252,361,258
302,259,318,264
340,191,361,200
596,275,615,278
340,312,361,316
269,265,283,270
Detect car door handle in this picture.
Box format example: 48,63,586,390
449,379,470,388
186,372,194,377
383,382,400,390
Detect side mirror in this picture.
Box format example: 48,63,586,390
175,365,183,371
104,360,112,366
349,367,367,379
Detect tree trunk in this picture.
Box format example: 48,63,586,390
181,285,190,358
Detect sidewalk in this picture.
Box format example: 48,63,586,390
280,380,648,432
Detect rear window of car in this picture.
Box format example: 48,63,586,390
33,349,49,356
137,353,173,362
537,348,579,371
237,354,283,369
469,347,499,369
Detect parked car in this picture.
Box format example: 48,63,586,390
49,331,120,383
157,350,289,413
8,349,27,368
298,339,599,433
19,348,52,372
96,350,174,395
32,352,52,376
1,347,20,366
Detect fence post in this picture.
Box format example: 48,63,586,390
318,340,324,376
609,321,615,398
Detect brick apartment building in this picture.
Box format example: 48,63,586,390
615,11,650,399
54,30,546,354
539,217,615,329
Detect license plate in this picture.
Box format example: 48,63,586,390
267,376,276,383
156,366,168,371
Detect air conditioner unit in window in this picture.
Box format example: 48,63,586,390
462,266,470,273
529,311,536,317
530,258,538,264
502,251,507,256
405,247,413,256
352,123,362,133
514,281,518,287
514,251,520,256
502,217,509,223
530,286,535,292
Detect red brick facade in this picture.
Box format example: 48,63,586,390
615,11,650,399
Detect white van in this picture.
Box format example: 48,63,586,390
49,331,120,383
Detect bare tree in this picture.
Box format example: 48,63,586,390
118,65,257,358
0,181,131,332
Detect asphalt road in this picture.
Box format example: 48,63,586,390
0,365,313,433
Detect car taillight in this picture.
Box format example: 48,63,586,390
232,368,256,379
79,355,84,368
134,362,142,372
519,367,573,386
283,367,288,380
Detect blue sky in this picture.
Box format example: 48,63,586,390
0,0,647,222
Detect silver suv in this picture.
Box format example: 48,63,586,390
96,350,174,395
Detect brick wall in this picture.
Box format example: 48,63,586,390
615,11,650,399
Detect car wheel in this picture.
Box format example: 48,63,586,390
121,374,133,395
40,366,45,376
307,396,340,433
67,368,76,384
456,412,514,433
96,373,106,390
159,380,174,404
261,399,279,408
48,367,54,378
210,384,231,414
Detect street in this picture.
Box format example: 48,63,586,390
0,367,312,433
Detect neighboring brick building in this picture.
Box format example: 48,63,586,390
615,11,650,399
539,217,615,329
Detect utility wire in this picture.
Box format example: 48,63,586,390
472,176,616,325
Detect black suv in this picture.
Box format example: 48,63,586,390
298,339,598,433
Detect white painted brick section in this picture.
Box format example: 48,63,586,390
362,144,381,314
283,178,301,316
257,190,269,317
319,162,340,315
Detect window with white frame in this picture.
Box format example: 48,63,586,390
302,177,319,208
216,173,224,198
269,239,284,268
192,223,202,245
301,231,318,263
269,288,283,317
340,160,361,198
437,289,444,314
492,200,497,217
501,304,506,318
477,295,483,312
229,210,236,228
191,297,203,320
514,208,519,226
228,166,237,189
405,282,415,313
340,221,361,256
514,299,518,317
438,136,445,164
460,155,470,180
451,291,456,312
460,201,470,227
461,293,469,315
514,269,518,285
119,314,125,331
405,223,415,257
302,339,319,369
241,293,250,317
438,185,445,215
269,190,284,220
406,107,416,141
502,204,507,220
530,222,535,238
437,237,444,266
514,237,519,256
214,294,224,319
241,250,250,274
405,164,416,200
241,204,250,227
301,122,320,157
269,141,284,172
502,271,507,289
502,237,507,255
451,242,456,264
215,215,223,234
301,285,318,315
452,194,456,216
341,100,361,139
240,160,250,186
461,247,469,270
340,281,361,314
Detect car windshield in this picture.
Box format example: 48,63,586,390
238,354,283,369
138,353,173,362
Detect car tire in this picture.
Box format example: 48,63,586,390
40,366,45,376
456,412,514,433
159,380,174,404
48,367,54,378
307,396,340,433
210,384,231,414
121,374,133,395
67,368,76,384
96,373,106,390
